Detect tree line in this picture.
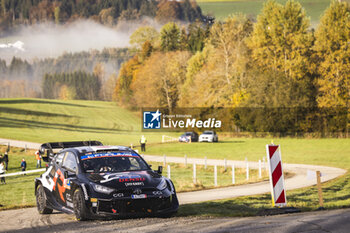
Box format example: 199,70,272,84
114,0,349,136
42,71,100,100
0,0,204,34
0,48,131,99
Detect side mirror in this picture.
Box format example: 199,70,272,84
64,170,75,179
157,166,163,175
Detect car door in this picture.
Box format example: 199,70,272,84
60,151,78,209
52,152,67,206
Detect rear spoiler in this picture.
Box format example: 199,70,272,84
39,141,103,162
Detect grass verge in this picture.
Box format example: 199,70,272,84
178,172,350,217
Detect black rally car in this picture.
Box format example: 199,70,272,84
35,141,179,220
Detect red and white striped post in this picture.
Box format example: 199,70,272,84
266,144,287,207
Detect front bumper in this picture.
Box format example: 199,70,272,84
199,137,213,142
90,195,178,217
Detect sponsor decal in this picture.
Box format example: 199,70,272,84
133,188,142,194
152,191,163,196
63,179,71,190
81,152,138,160
113,193,124,198
81,184,89,201
101,174,144,183
118,177,146,182
125,182,144,187
52,169,67,202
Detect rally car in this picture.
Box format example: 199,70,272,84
35,141,178,220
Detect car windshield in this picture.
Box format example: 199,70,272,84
203,131,213,135
81,151,150,173
185,132,192,136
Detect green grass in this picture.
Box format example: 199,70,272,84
178,172,350,217
197,0,331,26
0,146,39,210
0,98,175,146
148,161,269,192
147,138,350,169
0,98,349,216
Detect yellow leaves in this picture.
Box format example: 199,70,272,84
232,90,249,108
129,26,159,49
131,51,191,111
315,0,350,108
59,85,76,100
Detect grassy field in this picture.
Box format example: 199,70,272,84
178,172,350,217
0,146,268,210
148,161,269,192
0,98,349,216
147,138,350,169
0,146,38,210
0,98,172,146
197,0,331,26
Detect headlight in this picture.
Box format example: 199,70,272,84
157,179,167,190
91,183,114,194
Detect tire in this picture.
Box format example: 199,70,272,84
73,188,89,221
36,183,53,214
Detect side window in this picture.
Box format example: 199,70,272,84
55,152,65,165
62,152,78,172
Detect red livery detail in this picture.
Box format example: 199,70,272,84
118,177,146,182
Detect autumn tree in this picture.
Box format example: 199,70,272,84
129,26,159,49
160,22,181,52
179,14,253,107
314,0,350,108
131,51,191,112
114,56,141,106
247,0,315,107
99,7,115,26
156,0,181,23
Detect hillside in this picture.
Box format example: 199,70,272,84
0,98,165,146
197,0,331,25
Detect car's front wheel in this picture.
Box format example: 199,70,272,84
36,183,53,214
73,188,89,221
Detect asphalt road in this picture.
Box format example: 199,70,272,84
1,207,350,232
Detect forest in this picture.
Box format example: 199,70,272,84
0,0,348,135
0,48,131,99
114,0,349,135
0,0,204,34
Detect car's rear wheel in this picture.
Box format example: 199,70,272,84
36,183,53,214
73,188,89,221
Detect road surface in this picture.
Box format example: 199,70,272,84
0,207,350,232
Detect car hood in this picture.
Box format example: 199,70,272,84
88,170,162,189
